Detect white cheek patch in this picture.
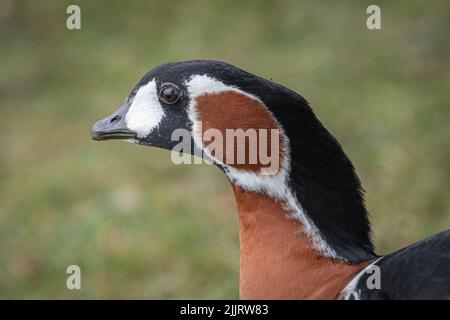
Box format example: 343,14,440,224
125,80,165,138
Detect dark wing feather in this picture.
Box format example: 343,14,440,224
357,230,450,300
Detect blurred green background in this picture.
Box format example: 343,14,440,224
0,0,449,298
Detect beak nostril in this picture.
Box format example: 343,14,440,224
110,115,121,124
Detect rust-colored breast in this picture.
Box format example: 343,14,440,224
233,185,370,299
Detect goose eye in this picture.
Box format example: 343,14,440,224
159,83,180,104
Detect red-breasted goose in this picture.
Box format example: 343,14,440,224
92,60,450,300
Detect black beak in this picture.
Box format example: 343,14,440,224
91,102,137,141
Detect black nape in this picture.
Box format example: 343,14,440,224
271,89,376,262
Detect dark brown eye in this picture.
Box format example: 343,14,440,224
159,83,180,104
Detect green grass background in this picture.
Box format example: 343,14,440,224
0,0,449,298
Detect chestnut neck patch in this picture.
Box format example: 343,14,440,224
195,90,285,174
